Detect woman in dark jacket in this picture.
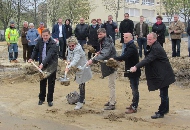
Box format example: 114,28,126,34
152,15,166,47
87,19,100,59
65,19,72,39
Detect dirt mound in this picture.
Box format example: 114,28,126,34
169,56,190,87
64,109,103,117
104,112,125,121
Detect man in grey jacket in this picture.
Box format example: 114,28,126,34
87,28,117,110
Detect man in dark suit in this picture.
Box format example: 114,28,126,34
119,13,134,54
52,18,67,59
111,33,141,114
130,32,175,119
28,29,58,107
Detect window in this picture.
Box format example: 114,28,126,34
142,0,154,5
142,9,155,17
126,0,139,3
125,8,140,17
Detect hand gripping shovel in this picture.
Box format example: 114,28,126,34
31,61,46,79
77,54,98,71
60,62,70,86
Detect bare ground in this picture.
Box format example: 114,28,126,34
0,39,190,130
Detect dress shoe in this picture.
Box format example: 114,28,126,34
104,102,116,106
13,60,19,63
151,113,164,119
155,110,169,115
125,108,137,114
104,105,115,110
48,102,53,107
126,105,132,109
104,102,110,106
38,100,44,105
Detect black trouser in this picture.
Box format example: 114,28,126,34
58,37,66,59
39,71,56,102
28,45,38,61
79,83,85,103
129,77,139,109
22,44,29,61
87,45,100,60
158,86,169,115
172,39,181,57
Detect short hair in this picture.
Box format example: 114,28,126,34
156,15,163,20
124,13,129,16
67,36,78,45
140,15,144,18
108,15,113,18
174,14,179,18
23,21,28,25
97,28,106,33
148,32,157,39
42,28,50,34
91,19,97,23
97,18,101,21
29,23,34,26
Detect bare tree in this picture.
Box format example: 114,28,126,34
47,0,62,27
163,0,190,27
0,0,15,35
61,0,95,24
102,0,125,22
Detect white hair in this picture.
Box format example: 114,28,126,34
23,21,28,25
29,23,34,27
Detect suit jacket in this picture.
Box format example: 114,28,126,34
31,38,58,73
52,23,66,43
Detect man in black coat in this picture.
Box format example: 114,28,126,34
87,19,100,59
28,29,58,107
119,13,134,54
130,32,175,119
74,17,89,49
110,33,141,114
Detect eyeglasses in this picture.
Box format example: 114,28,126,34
68,45,75,48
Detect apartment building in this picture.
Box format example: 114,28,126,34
89,0,163,26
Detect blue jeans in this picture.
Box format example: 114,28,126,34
129,77,139,109
171,39,181,57
8,43,18,61
137,37,147,58
188,36,190,57
121,43,126,55
78,40,86,50
158,86,169,115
